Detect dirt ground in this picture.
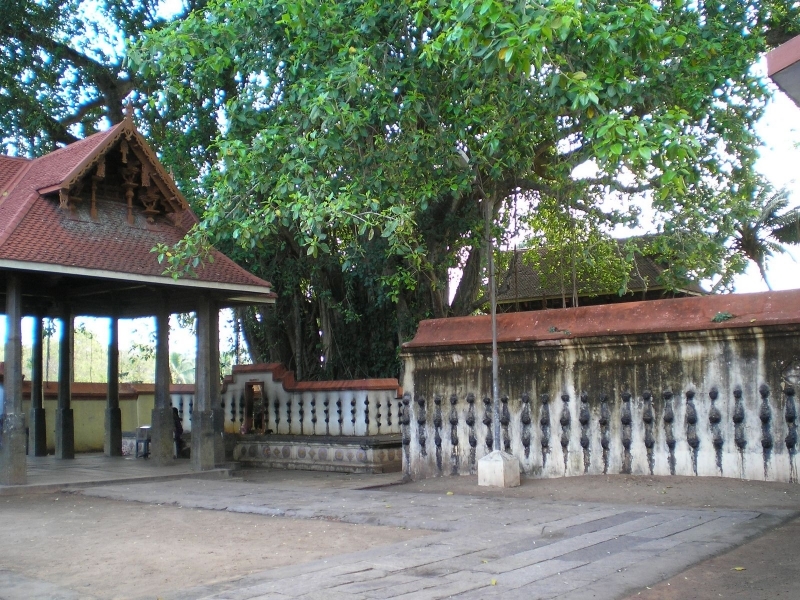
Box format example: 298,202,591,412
0,492,428,600
389,472,800,510
1,472,798,600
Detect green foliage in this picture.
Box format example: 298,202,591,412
1,0,151,154
120,326,155,383
127,0,799,377
18,322,108,383
0,0,214,197
711,311,735,323
169,351,194,384
6,0,800,378
729,188,800,289
518,184,633,306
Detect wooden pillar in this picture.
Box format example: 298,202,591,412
192,295,218,471
55,309,74,459
0,274,27,483
150,305,174,465
104,315,122,456
29,314,47,456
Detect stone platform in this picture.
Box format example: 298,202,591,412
228,434,402,474
0,453,232,496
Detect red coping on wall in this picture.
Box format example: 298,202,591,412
404,289,800,349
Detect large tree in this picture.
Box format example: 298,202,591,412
5,0,800,379
135,0,800,378
0,0,218,188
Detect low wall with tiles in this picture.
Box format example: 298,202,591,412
400,290,800,483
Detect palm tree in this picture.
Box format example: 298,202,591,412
734,190,800,290
169,352,195,384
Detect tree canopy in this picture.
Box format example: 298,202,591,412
4,0,800,378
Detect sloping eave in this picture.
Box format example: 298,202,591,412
0,258,275,302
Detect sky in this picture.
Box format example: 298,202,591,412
737,88,800,293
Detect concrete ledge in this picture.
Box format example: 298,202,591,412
404,289,800,349
230,434,402,474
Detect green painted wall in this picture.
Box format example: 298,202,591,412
23,394,157,453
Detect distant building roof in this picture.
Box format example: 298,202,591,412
496,242,704,310
767,35,800,108
0,113,275,312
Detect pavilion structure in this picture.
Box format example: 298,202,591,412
0,109,274,484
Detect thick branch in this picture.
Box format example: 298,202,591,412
58,97,106,128
10,28,135,122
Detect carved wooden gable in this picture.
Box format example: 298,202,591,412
43,111,188,225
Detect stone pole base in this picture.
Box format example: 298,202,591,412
0,414,27,484
55,408,75,459
477,450,521,488
192,410,216,471
104,407,122,457
150,407,175,465
212,407,225,465
29,407,48,457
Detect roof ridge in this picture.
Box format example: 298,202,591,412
31,122,125,193
37,123,122,157
0,159,34,207
0,191,42,247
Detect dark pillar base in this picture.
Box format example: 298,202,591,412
29,407,48,457
104,408,122,457
150,407,174,465
0,413,27,484
192,410,216,471
55,408,74,459
212,407,225,465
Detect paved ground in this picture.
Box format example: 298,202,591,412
0,454,230,495
0,462,798,600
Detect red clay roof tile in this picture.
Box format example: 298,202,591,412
0,121,272,293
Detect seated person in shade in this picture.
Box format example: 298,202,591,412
173,407,186,457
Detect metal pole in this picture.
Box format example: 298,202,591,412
485,197,501,450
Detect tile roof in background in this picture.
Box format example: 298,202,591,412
0,156,30,193
496,245,704,304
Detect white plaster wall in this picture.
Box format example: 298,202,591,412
402,326,800,482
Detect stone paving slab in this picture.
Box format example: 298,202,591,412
74,478,792,600
363,575,441,598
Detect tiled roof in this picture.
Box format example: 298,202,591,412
0,120,273,294
0,156,30,194
496,244,704,304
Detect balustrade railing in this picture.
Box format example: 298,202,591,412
217,363,402,437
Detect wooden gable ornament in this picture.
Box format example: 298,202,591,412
38,105,189,225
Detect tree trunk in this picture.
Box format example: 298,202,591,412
450,243,483,316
